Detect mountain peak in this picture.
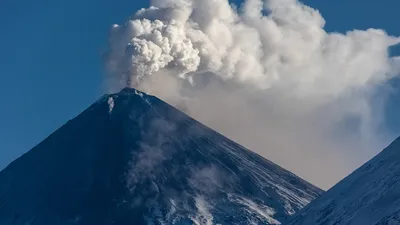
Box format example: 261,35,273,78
118,87,147,96
0,89,323,225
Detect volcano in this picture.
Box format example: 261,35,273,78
0,88,322,225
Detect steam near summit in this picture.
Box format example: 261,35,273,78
107,0,399,93
105,0,400,188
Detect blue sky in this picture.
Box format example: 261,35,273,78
0,0,399,170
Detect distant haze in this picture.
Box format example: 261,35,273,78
105,0,400,189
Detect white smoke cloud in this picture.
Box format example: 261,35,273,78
106,0,400,189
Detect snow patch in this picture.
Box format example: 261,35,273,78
135,89,144,97
229,194,281,225
166,199,177,221
107,97,115,114
190,196,214,225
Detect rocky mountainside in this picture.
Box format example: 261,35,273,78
0,88,323,225
286,137,400,225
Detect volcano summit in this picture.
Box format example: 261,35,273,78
0,88,322,225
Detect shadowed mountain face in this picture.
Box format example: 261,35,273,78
286,137,400,225
0,88,323,225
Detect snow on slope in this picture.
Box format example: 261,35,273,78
286,137,400,225
0,88,322,225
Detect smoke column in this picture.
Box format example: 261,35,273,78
105,0,400,189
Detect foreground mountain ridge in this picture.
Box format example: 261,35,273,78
0,88,323,225
286,136,400,225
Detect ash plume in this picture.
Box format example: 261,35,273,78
105,0,400,189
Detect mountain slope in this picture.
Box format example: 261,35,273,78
0,88,323,225
286,137,400,225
